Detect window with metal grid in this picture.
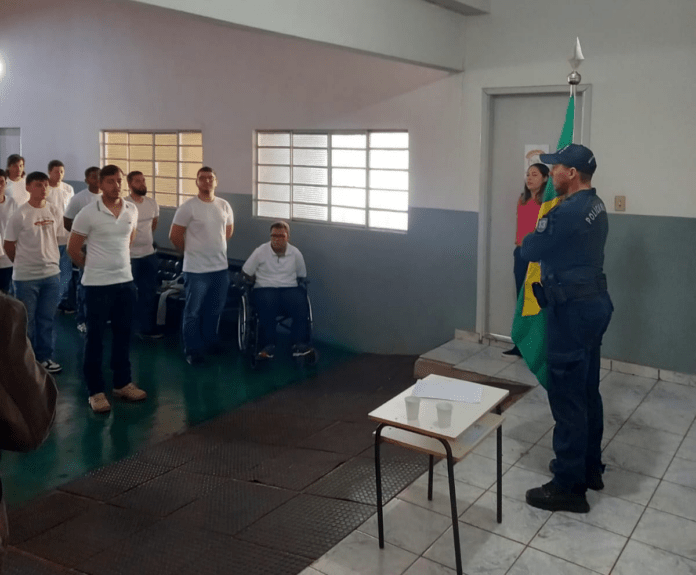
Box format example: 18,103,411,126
100,131,203,207
255,131,409,231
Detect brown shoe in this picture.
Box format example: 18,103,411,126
89,393,112,413
113,383,147,402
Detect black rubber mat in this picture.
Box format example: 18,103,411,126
250,447,348,491
135,431,226,468
297,420,379,456
58,457,171,501
176,439,283,480
236,493,375,559
167,480,296,536
1,549,75,575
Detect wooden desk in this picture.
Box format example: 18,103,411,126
368,381,509,575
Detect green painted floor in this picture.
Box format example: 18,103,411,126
2,313,356,507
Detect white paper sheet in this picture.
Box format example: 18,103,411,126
412,374,483,404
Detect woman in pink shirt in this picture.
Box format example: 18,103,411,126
504,163,549,356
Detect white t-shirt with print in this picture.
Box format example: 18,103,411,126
4,202,61,281
0,195,18,269
124,195,159,258
171,196,234,273
242,242,307,288
46,182,74,245
71,198,137,286
5,179,28,207
64,188,101,220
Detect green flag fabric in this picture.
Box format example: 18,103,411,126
511,95,575,389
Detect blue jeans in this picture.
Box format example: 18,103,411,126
58,245,73,305
13,274,61,362
252,286,309,348
182,270,229,355
546,292,614,492
131,254,158,334
76,268,86,324
84,282,135,395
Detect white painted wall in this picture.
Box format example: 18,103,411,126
460,0,696,217
127,0,467,71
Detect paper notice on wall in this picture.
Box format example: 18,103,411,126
412,374,483,404
525,145,549,172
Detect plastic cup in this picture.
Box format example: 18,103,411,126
436,402,453,427
405,396,421,420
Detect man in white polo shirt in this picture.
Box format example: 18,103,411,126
5,155,27,207
68,165,147,413
124,171,161,339
64,166,101,331
46,160,75,313
169,166,234,365
3,172,62,374
242,221,314,359
0,169,18,293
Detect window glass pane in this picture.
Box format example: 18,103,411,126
369,189,408,211
155,133,177,146
145,176,153,191
258,148,290,165
258,132,290,147
180,146,203,162
105,144,127,159
332,207,366,225
130,160,153,176
293,134,328,148
155,146,177,161
258,201,290,219
155,177,177,194
370,132,409,149
293,185,327,204
332,149,366,168
155,193,177,207
369,210,408,231
104,132,127,144
370,150,409,170
332,187,365,208
182,179,198,195
293,167,328,186
155,161,177,178
293,203,328,221
181,162,202,179
129,133,152,145
179,132,202,146
369,169,408,191
331,134,366,149
259,165,290,184
293,148,328,167
332,168,366,188
258,183,290,202
129,145,153,161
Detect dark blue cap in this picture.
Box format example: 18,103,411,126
540,144,597,175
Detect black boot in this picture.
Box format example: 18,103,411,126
526,481,590,513
502,346,522,357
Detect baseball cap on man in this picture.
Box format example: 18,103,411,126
540,144,597,175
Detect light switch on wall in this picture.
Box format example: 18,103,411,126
614,195,626,212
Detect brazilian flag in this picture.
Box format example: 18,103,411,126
511,94,575,389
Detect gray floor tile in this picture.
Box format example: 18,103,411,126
433,454,511,490
557,489,644,537
602,440,674,478
650,480,696,523
610,421,683,455
664,457,696,490
396,472,485,518
632,507,696,561
472,434,533,465
514,444,555,476
675,436,696,462
506,547,598,575
402,557,456,575
501,413,554,444
501,466,552,503
601,465,660,506
612,540,696,575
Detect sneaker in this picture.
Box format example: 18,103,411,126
113,383,147,402
186,353,204,366
77,323,87,334
549,459,604,491
58,304,76,314
138,330,163,340
40,359,62,374
502,346,522,357
89,393,111,413
291,343,313,357
257,345,275,360
526,481,589,513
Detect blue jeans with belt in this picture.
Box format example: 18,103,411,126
546,292,613,492
182,270,229,356
13,274,61,362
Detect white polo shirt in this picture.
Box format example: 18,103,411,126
242,242,307,288
4,202,61,281
71,198,137,286
0,195,18,269
171,196,234,273
6,179,28,207
64,188,101,220
124,195,159,258
46,182,74,246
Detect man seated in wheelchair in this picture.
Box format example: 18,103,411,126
242,221,314,360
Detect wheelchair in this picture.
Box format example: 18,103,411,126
236,276,318,369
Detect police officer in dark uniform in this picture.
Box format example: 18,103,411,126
520,144,613,513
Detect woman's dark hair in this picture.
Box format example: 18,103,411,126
520,163,550,204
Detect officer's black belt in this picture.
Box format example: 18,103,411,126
533,274,607,308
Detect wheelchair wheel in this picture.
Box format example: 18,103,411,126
237,294,251,353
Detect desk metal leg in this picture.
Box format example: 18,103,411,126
374,423,386,548
428,455,434,501
496,405,503,524
437,438,462,575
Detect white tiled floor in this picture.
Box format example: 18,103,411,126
300,342,696,575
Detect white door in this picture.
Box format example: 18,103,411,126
482,88,589,340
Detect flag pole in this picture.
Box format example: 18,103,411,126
568,37,584,144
